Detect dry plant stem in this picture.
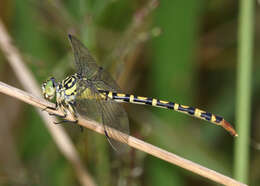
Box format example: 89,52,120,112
0,82,247,186
0,20,96,186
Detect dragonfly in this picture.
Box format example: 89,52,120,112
42,34,238,152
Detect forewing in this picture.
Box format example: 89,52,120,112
68,34,100,77
68,35,122,92
93,70,121,92
69,35,129,152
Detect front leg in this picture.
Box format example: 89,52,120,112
54,102,78,124
66,102,78,123
42,101,58,112
51,102,68,119
42,102,67,118
53,102,83,131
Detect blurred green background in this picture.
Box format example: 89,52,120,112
0,0,259,185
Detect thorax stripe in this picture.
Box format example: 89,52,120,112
63,77,76,89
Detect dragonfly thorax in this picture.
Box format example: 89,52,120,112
60,74,78,99
42,73,80,102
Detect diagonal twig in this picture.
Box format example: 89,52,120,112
0,81,247,186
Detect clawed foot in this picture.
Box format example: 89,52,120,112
53,119,78,125
53,119,82,132
43,105,82,131
42,106,56,112
49,112,66,118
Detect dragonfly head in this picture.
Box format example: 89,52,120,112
42,77,57,100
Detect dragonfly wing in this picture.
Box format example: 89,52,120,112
98,98,129,153
68,34,122,92
93,70,121,92
69,35,129,152
75,84,103,125
75,79,129,153
68,34,100,77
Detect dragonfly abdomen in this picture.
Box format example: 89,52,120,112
99,90,237,136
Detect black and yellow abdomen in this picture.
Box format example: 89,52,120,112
99,90,238,137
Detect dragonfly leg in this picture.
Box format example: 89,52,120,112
53,116,83,132
54,119,77,124
53,105,69,124
42,102,58,112
66,102,78,122
53,103,83,131
42,106,52,112
49,112,66,118
46,102,69,123
42,102,66,118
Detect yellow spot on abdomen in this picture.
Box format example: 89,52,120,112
194,109,203,117
152,99,157,106
137,96,147,100
174,103,179,111
181,105,189,108
130,95,134,102
117,93,126,97
211,114,216,123
160,100,169,104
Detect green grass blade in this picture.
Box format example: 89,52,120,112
234,0,255,183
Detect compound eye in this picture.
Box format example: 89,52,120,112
50,77,56,87
46,80,54,89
